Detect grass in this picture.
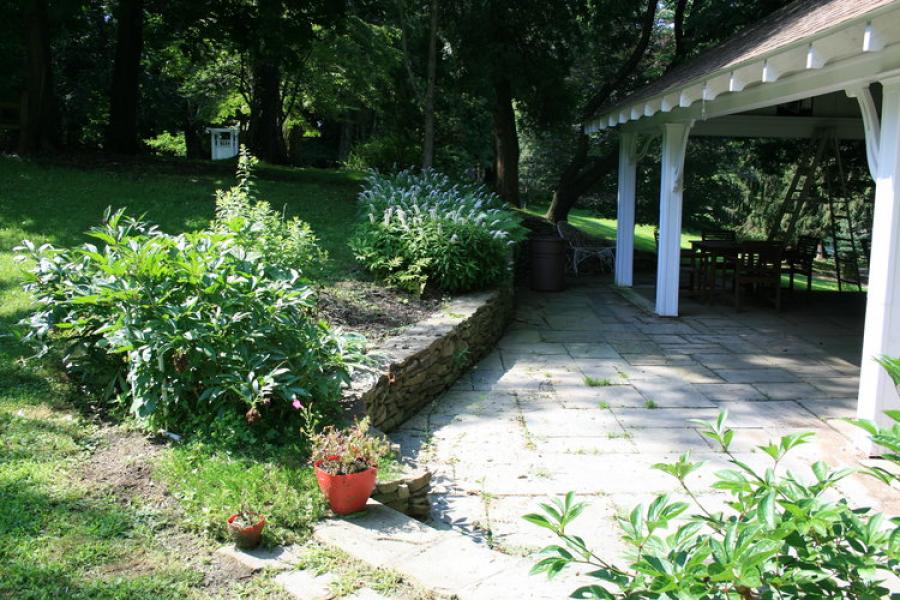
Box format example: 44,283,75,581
0,155,368,597
155,444,328,546
522,205,694,252
298,542,427,599
0,155,365,282
584,376,612,387
0,397,208,597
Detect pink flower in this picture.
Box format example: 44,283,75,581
292,398,303,410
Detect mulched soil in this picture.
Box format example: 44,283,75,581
318,281,441,344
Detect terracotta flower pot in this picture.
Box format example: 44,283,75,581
227,513,266,549
314,462,377,515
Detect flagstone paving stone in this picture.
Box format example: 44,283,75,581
381,278,898,598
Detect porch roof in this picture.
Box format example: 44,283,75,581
588,0,900,133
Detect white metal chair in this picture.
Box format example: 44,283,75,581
557,221,615,276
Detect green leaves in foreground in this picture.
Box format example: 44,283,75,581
525,410,900,599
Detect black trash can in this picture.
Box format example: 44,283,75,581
531,236,566,292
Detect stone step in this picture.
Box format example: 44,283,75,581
313,500,583,599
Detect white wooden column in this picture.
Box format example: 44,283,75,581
655,122,693,317
857,76,900,447
615,131,638,286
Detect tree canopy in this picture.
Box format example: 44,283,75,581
1,0,871,238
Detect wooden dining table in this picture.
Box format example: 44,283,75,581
689,239,784,304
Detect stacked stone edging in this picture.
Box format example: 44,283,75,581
343,286,513,432
371,470,432,520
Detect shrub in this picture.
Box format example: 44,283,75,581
526,410,900,599
213,148,326,276
16,157,363,436
349,169,525,294
144,131,187,157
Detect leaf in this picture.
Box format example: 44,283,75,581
758,490,777,529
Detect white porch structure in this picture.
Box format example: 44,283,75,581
588,0,900,450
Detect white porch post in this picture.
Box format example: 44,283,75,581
857,77,900,447
615,131,638,286
655,122,693,317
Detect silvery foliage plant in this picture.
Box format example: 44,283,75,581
350,169,525,294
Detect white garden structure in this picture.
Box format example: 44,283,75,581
589,0,900,451
206,126,240,160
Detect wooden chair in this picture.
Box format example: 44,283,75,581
701,229,738,290
735,242,784,312
557,221,614,276
785,235,818,292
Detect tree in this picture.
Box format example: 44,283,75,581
107,0,144,154
544,0,658,223
214,0,347,164
421,0,438,169
543,0,798,223
18,0,59,154
445,0,580,207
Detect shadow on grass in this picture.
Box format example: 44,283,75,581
0,480,199,599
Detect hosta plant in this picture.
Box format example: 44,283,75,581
525,411,900,599
349,169,525,294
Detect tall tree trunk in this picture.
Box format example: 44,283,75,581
107,0,144,154
247,59,288,164
670,0,690,70
546,0,658,222
183,104,204,159
18,0,59,154
421,0,438,169
493,77,520,207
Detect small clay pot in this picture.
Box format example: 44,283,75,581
227,513,266,549
314,462,377,515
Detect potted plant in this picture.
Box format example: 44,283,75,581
310,418,390,515
226,507,266,549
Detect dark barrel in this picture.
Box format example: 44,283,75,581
530,236,565,292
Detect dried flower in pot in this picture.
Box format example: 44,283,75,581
227,507,266,549
310,418,390,515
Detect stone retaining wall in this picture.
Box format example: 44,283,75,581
372,470,432,520
343,287,513,432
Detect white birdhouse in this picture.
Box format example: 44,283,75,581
206,127,239,160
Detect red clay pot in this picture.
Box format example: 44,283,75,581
314,462,377,515
227,513,266,549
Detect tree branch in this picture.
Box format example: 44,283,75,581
580,0,658,121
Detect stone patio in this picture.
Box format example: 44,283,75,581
392,277,899,564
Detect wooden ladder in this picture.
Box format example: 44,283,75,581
822,135,864,292
767,130,829,243
767,129,865,292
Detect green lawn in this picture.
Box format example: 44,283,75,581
0,155,365,282
0,155,368,598
522,206,695,252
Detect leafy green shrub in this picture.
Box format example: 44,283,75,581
526,411,900,599
349,169,525,294
15,156,364,435
144,131,187,157
213,148,326,276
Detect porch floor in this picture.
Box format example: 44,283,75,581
392,275,898,565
